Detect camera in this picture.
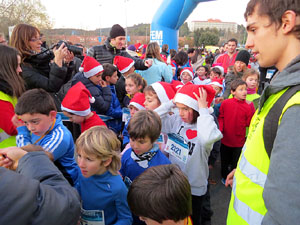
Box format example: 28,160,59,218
54,40,83,56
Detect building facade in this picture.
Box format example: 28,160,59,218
189,19,238,32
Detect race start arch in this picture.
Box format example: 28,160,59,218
150,0,214,50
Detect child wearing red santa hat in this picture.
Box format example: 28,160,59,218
72,56,112,115
180,67,194,85
155,83,222,225
61,82,106,132
122,92,146,150
114,55,135,107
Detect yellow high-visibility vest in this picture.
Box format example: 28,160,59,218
227,88,300,225
0,91,17,148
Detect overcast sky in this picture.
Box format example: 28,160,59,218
40,0,249,30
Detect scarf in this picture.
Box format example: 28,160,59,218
247,87,257,94
130,148,158,168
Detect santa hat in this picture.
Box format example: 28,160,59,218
79,56,104,78
213,65,224,76
180,67,194,79
113,56,135,74
174,84,216,112
61,82,95,116
129,93,145,110
151,82,176,103
210,78,223,90
171,80,183,92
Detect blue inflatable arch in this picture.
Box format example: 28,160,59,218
150,0,214,50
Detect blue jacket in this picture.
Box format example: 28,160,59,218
122,120,130,147
120,144,171,186
137,58,173,85
16,114,78,184
72,72,112,114
75,171,132,225
105,85,123,133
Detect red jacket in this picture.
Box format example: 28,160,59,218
218,98,254,147
0,100,17,136
81,112,106,132
216,52,238,74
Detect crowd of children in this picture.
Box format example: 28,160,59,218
0,23,262,225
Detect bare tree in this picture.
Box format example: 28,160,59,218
0,0,52,36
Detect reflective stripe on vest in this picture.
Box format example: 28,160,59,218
232,176,264,225
227,88,300,225
239,148,267,188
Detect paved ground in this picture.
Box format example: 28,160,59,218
209,157,232,225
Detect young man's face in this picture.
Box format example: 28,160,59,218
110,36,126,50
245,5,287,71
19,111,56,136
176,102,194,124
77,150,108,178
89,72,103,85
144,92,161,110
106,71,118,85
130,136,153,155
227,41,236,54
63,111,84,124
232,84,247,101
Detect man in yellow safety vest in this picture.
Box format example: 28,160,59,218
226,0,300,224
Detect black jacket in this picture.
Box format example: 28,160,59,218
87,39,148,70
72,72,112,114
21,48,71,93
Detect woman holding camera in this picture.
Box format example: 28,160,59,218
10,24,74,109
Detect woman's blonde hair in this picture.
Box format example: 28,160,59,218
75,126,121,175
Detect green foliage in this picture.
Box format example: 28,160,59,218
194,28,219,47
179,22,190,37
193,25,246,47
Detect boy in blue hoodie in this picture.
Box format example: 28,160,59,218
12,89,78,185
102,63,123,134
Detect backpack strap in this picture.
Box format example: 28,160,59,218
263,85,300,158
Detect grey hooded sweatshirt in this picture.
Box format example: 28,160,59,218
260,54,300,225
0,151,81,225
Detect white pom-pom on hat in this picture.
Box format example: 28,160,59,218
89,97,95,104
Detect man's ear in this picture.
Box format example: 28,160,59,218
281,10,298,34
49,110,57,120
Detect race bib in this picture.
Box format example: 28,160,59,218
122,107,130,123
80,208,105,225
165,133,189,164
